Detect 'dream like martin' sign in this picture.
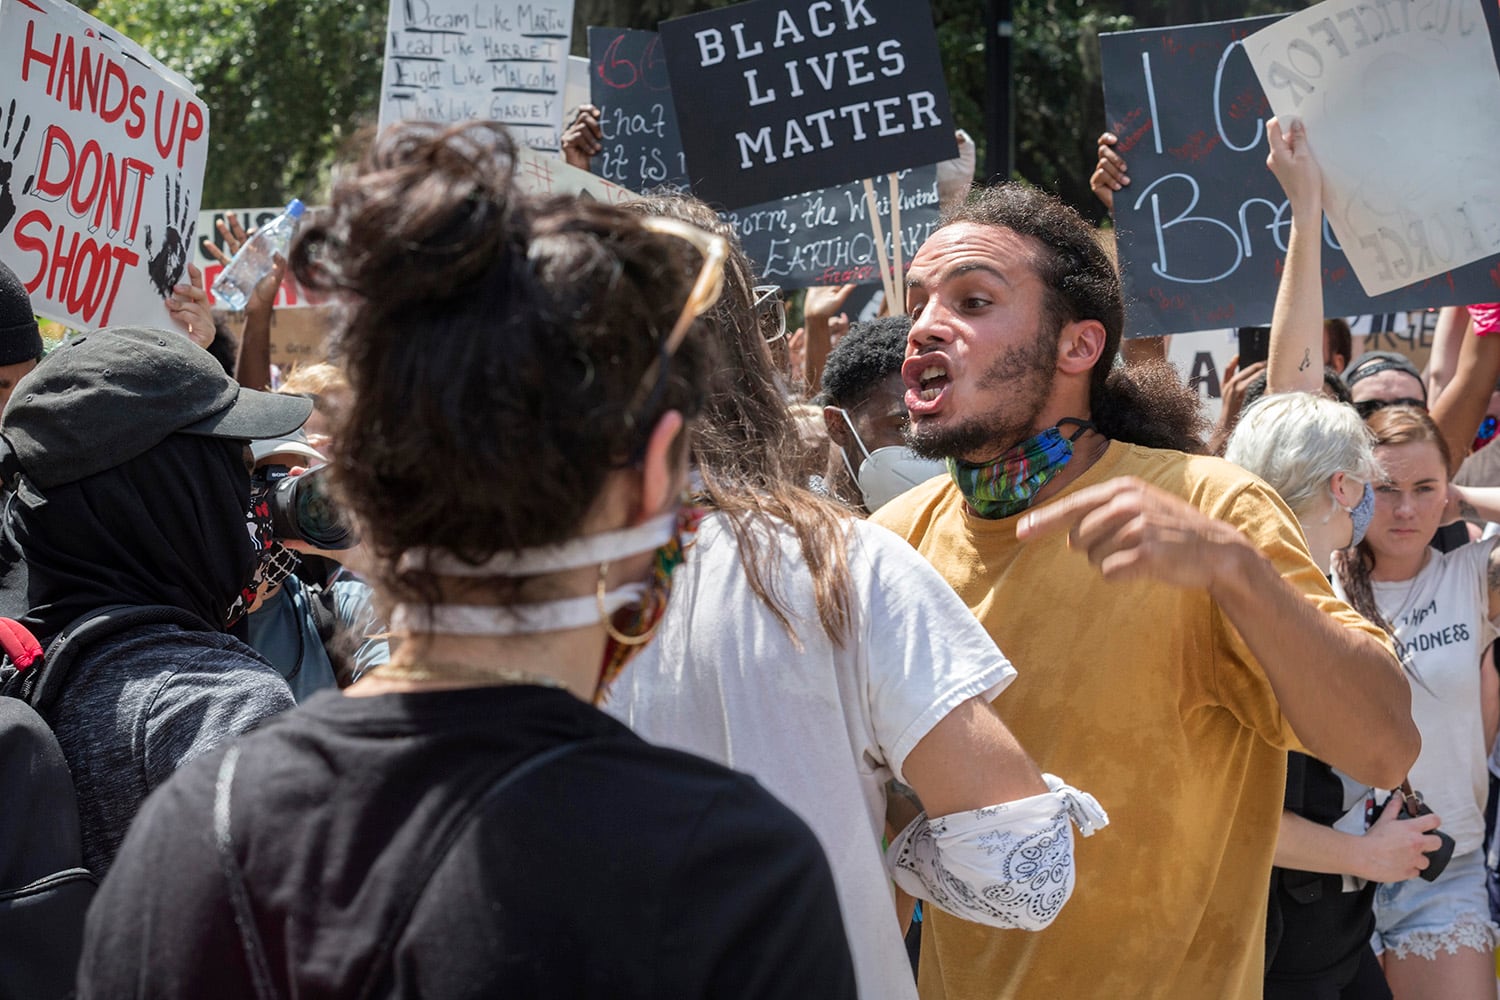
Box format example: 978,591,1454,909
658,0,956,209
378,0,576,153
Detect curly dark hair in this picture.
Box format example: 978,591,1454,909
289,121,715,603
816,316,910,409
941,184,1203,453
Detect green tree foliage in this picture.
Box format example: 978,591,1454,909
89,0,386,206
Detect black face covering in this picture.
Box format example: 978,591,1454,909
12,435,257,644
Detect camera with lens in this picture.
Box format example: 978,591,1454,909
1367,786,1455,882
250,465,356,550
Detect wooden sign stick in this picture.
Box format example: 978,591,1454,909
862,177,897,308
888,173,904,310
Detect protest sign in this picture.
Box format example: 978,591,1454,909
195,206,324,308
221,305,337,370
513,144,635,204
377,0,576,152
658,0,956,209
563,54,589,115
586,27,690,193
0,0,209,331
1101,14,1500,339
1243,0,1500,296
722,165,941,289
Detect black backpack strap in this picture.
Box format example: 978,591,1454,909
28,605,213,715
214,746,281,1000
304,585,338,645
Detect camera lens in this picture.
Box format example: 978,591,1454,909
269,467,356,549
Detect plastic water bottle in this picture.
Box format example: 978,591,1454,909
211,199,305,311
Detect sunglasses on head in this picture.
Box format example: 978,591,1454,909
620,217,729,460
753,284,787,343
1353,397,1426,420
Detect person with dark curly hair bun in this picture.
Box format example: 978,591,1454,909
77,121,857,1000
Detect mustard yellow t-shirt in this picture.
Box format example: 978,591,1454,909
873,441,1389,1000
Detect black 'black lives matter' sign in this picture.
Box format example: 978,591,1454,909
658,0,957,209
1101,15,1500,338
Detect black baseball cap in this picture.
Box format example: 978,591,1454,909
1344,351,1427,401
0,327,313,489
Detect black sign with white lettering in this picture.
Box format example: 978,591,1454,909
722,165,941,289
587,28,691,193
1101,15,1500,338
658,0,957,209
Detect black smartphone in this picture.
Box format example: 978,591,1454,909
1238,326,1271,367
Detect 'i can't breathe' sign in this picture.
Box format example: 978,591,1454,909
658,0,957,210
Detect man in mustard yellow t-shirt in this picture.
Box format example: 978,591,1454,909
873,184,1418,1000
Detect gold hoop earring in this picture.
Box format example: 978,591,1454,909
596,562,657,646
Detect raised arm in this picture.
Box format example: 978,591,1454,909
560,104,602,171
1265,118,1325,396
1089,132,1128,212
203,216,282,390
1430,314,1500,477
1426,306,1471,401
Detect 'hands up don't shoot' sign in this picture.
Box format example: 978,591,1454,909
0,0,209,331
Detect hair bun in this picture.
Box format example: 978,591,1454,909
294,122,530,310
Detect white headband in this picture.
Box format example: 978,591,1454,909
398,512,676,578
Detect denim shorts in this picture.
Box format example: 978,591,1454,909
1371,849,1500,960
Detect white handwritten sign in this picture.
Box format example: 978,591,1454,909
378,0,575,152
512,145,635,203
0,0,209,331
1245,0,1500,295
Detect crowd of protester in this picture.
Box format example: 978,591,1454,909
0,83,1497,1000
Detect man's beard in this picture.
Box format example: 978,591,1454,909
906,326,1059,463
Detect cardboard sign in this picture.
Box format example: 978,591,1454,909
1101,14,1500,338
195,206,325,308
221,305,337,371
587,27,690,193
658,0,956,208
377,0,576,153
563,54,588,115
0,0,209,331
513,144,635,204
1243,0,1500,295
723,165,940,289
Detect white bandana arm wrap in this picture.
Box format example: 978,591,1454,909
886,773,1108,931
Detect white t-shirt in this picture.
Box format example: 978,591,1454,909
1335,537,1499,855
605,513,1015,1000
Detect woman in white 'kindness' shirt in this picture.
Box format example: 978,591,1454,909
1334,405,1500,1000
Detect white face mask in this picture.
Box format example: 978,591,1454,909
836,408,946,512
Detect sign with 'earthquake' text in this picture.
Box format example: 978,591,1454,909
658,0,956,209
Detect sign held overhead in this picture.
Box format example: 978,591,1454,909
659,0,956,208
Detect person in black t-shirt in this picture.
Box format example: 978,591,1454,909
77,121,856,1000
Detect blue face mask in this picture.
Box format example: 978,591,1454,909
1343,481,1375,548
